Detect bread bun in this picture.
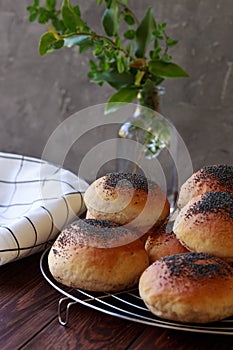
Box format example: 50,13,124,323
173,191,233,261
139,252,233,323
84,173,170,233
86,210,148,244
145,222,188,263
48,219,149,292
85,210,95,219
177,164,233,209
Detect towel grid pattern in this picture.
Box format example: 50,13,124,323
0,152,88,265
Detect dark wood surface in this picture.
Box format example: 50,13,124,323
1,253,233,350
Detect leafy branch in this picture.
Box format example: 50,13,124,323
27,0,189,113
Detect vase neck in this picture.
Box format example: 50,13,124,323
137,85,165,112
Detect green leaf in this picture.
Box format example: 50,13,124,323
73,5,81,17
28,8,38,22
33,0,39,7
105,0,113,8
46,0,56,10
80,42,94,53
38,8,50,23
39,32,63,55
126,42,133,55
124,29,135,40
52,40,64,50
153,29,164,40
116,52,125,73
124,13,135,25
117,59,124,74
105,87,138,114
158,22,166,30
149,60,189,78
135,7,155,58
119,0,128,6
150,45,162,59
166,37,178,47
89,59,97,69
91,70,134,89
161,53,172,63
52,17,65,32
94,47,103,56
102,4,119,36
64,35,91,48
27,6,34,11
114,35,122,48
61,0,84,32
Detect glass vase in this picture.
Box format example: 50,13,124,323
117,85,178,211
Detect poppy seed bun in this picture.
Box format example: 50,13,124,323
85,210,149,244
84,173,170,233
173,191,233,261
177,164,233,209
48,219,149,292
139,252,233,323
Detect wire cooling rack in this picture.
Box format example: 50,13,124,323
40,248,233,335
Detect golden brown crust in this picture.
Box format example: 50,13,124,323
139,252,233,323
84,173,170,232
177,164,233,209
85,210,95,219
145,223,189,263
173,191,233,261
48,219,149,292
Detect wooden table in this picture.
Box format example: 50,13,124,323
1,252,233,350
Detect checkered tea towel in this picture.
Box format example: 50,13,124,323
0,152,88,266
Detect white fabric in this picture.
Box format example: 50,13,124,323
0,152,88,265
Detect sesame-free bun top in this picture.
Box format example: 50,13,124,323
177,164,233,209
48,219,149,292
84,173,170,232
139,252,233,323
145,222,188,263
174,191,233,261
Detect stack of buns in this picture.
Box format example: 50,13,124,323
173,164,233,262
139,164,233,323
48,165,233,324
48,172,170,292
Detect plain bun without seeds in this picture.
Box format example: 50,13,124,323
139,252,233,323
145,222,189,263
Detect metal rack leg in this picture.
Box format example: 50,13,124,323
58,297,77,326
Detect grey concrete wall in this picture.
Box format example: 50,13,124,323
0,0,232,177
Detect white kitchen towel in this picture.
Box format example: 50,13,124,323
0,152,88,266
